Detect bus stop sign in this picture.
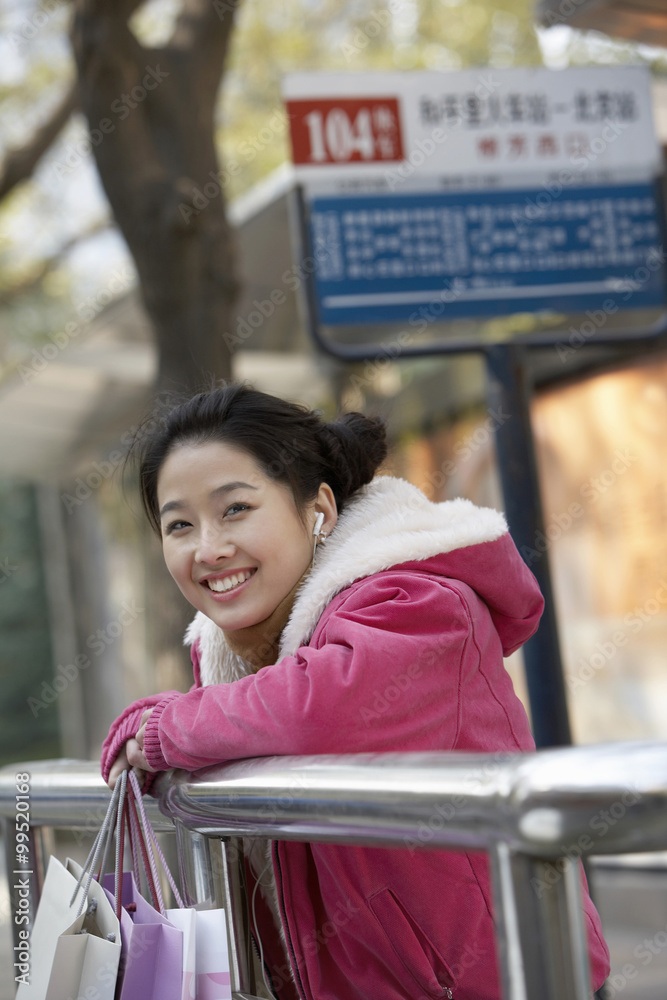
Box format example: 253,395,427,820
283,67,666,328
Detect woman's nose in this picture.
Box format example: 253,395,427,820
195,525,236,563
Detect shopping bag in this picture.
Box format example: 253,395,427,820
16,772,129,1000
102,870,184,1000
165,907,197,1000
167,907,231,1000
16,856,120,1000
126,769,232,1000
193,908,232,1000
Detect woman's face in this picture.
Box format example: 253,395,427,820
157,440,333,632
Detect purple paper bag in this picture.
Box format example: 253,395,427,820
103,871,183,1000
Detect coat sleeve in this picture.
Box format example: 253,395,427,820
100,641,203,783
100,692,184,783
142,573,477,773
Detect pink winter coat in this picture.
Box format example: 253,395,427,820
101,477,610,999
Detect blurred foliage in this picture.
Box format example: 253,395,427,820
0,0,75,375
551,28,667,72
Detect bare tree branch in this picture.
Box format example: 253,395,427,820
171,0,235,56
72,0,146,68
0,82,80,201
73,0,145,26
0,217,112,306
169,0,236,125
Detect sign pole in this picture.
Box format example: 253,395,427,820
485,343,572,747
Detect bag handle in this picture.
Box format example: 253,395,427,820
127,768,184,911
128,788,143,889
127,788,161,911
113,777,131,919
79,768,185,918
93,768,162,917
71,768,128,916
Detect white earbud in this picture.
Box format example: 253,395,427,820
313,512,325,537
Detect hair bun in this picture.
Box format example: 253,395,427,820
319,412,387,508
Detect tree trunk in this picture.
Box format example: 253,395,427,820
71,0,240,390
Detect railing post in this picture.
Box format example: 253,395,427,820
490,841,592,1000
219,838,258,998
173,820,226,909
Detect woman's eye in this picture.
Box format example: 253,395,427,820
225,502,251,517
164,519,190,534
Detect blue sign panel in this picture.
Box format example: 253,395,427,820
309,182,666,324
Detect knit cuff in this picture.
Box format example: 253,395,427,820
101,707,145,784
142,693,183,772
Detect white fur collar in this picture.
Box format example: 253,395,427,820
184,476,506,687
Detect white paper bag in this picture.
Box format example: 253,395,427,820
166,907,231,1000
16,856,120,1000
195,909,231,1000
166,907,196,1000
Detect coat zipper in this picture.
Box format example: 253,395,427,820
273,840,308,1000
249,927,278,999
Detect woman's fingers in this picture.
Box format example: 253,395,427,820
126,737,152,773
135,708,153,750
107,745,130,789
106,711,155,790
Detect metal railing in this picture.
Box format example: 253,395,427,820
1,742,666,1000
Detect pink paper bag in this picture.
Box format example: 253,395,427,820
103,870,183,1000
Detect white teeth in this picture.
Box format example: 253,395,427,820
207,570,253,593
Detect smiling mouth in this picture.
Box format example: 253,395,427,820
204,569,256,594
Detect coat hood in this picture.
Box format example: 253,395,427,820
185,476,543,685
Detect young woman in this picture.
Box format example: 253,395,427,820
102,383,610,1000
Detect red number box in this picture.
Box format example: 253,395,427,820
286,97,404,165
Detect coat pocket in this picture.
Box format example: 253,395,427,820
368,887,457,999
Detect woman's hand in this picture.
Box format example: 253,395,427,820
106,709,155,789
131,708,153,771
107,744,131,790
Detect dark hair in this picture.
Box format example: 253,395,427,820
131,383,387,533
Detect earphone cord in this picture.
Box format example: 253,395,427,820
251,856,276,1000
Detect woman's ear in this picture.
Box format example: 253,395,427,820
314,483,338,537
